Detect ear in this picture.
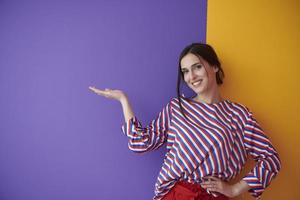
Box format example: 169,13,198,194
213,66,219,73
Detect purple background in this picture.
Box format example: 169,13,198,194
0,1,207,199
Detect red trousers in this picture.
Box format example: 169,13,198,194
162,181,229,200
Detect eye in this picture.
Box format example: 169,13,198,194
195,64,203,69
181,69,188,74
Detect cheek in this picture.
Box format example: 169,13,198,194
199,68,208,76
199,67,211,79
182,74,188,83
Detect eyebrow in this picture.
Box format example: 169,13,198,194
181,62,201,70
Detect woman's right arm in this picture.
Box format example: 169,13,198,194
119,95,134,122
89,86,134,122
89,86,171,152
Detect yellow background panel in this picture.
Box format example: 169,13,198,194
207,0,300,199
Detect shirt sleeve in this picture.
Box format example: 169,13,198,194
121,102,172,153
242,110,281,199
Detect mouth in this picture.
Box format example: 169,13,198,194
191,80,202,87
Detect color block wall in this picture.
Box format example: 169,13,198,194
0,1,207,199
2,1,296,199
207,0,300,199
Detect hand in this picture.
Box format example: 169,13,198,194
89,86,127,102
200,176,238,198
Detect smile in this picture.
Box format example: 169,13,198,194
192,80,202,86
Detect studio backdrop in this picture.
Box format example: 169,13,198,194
0,1,207,199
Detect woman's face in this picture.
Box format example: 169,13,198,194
180,53,218,96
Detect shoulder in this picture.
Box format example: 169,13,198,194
163,97,188,112
169,97,179,104
168,97,190,108
166,97,179,106
224,100,252,117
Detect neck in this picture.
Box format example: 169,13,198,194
194,85,222,104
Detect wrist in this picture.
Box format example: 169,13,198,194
232,180,250,197
231,183,240,197
119,95,128,104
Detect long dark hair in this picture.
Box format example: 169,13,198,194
176,43,224,121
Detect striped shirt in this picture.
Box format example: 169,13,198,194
121,98,281,199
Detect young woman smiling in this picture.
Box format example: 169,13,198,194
89,43,281,200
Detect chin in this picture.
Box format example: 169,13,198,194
188,84,206,96
193,87,205,95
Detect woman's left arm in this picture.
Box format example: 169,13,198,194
201,177,249,198
240,110,281,199
201,109,281,199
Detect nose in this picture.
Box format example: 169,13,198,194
189,70,197,81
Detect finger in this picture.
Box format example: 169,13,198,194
205,176,219,182
201,183,215,189
89,86,99,90
89,87,114,99
201,181,219,189
90,88,100,94
95,90,106,94
89,87,101,93
91,88,108,95
99,92,110,98
207,187,221,193
204,176,217,180
204,185,215,192
200,181,216,187
210,177,219,182
201,182,213,186
88,86,96,91
201,185,210,190
200,183,208,188
93,90,109,97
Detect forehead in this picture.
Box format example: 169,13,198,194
180,53,205,68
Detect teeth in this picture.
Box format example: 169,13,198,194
192,80,201,86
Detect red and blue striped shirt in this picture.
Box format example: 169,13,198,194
121,98,281,199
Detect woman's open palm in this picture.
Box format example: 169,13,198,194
89,86,126,101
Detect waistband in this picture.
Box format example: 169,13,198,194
175,181,229,200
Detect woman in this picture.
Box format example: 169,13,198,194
89,43,281,200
